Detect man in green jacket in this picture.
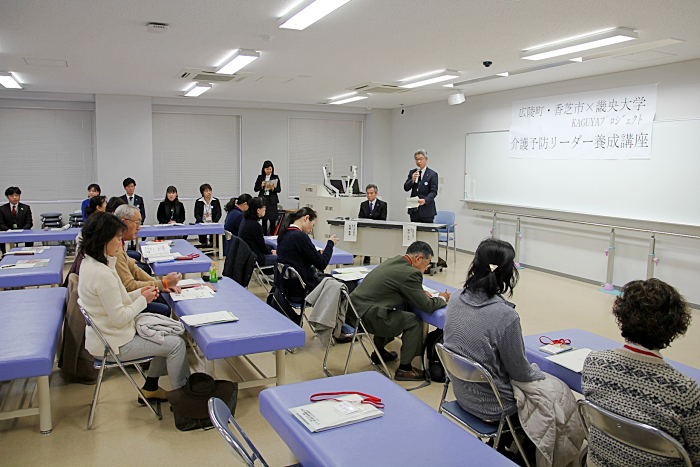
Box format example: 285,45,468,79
350,241,450,381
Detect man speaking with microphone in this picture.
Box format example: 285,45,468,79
403,149,438,223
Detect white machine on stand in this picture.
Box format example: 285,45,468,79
298,160,368,241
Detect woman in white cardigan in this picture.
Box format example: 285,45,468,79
78,212,190,402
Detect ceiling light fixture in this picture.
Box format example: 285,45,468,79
521,27,637,61
496,72,510,77
328,92,368,105
569,38,683,62
280,0,352,30
216,49,260,75
184,82,211,97
0,72,23,89
399,69,461,89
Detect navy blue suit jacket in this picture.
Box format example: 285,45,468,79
403,167,438,217
119,194,146,224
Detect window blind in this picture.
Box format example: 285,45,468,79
288,118,363,197
152,113,240,200
0,108,94,201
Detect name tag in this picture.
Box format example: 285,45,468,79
424,181,428,185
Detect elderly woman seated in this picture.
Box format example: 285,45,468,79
78,212,190,401
582,278,700,467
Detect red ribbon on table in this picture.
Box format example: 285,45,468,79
309,391,384,409
539,336,571,346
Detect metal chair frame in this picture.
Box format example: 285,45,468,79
273,263,315,332
436,343,531,467
208,397,270,467
78,305,162,430
577,399,692,466
435,211,457,264
322,288,391,379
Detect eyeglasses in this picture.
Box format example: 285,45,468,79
414,156,426,161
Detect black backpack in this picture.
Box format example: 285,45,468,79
424,328,446,383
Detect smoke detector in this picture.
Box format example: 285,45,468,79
147,22,169,33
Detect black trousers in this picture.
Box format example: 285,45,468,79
409,210,434,224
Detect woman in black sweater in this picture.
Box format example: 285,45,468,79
238,197,276,267
156,186,186,224
253,160,281,235
276,207,339,292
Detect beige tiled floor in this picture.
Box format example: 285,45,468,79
1,250,698,466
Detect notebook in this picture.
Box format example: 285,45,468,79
545,348,593,373
180,311,238,327
289,394,383,433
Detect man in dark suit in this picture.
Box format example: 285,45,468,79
403,149,438,223
349,241,450,381
119,177,146,224
0,186,34,254
358,183,387,265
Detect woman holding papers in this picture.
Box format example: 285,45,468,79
238,197,276,267
276,207,338,293
78,212,190,400
444,238,544,463
582,279,700,467
253,160,281,235
157,186,186,225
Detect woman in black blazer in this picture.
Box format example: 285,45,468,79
238,197,276,267
157,186,186,224
253,160,281,235
194,183,222,247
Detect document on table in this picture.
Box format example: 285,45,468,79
422,285,446,301
141,243,171,259
148,252,181,263
143,240,174,246
2,258,50,269
180,311,238,327
153,223,184,227
177,278,206,288
545,348,593,373
344,220,358,242
170,286,216,302
406,197,420,209
289,394,383,433
332,266,371,274
402,224,417,246
22,246,50,251
334,272,368,282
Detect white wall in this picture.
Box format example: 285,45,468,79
387,59,700,305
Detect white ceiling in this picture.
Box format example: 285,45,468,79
1,0,699,109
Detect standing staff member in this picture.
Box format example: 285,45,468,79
254,160,281,236
403,149,438,223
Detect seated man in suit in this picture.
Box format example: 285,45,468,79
0,186,34,254
349,241,450,381
358,183,387,265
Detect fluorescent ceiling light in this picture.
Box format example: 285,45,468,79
570,38,684,62
216,49,260,74
280,0,352,30
399,69,461,89
521,27,637,61
0,72,22,89
328,92,368,105
184,82,211,97
496,72,509,77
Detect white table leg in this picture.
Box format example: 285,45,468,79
218,233,224,260
276,349,286,385
37,375,52,434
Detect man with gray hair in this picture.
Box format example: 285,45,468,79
114,205,181,316
348,241,450,381
403,149,438,223
358,183,388,265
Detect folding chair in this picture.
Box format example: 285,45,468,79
435,343,531,467
78,305,162,430
272,263,312,329
434,211,457,264
251,260,274,294
322,288,391,379
577,399,692,467
208,397,302,467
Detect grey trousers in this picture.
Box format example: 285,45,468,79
115,334,190,389
361,309,423,366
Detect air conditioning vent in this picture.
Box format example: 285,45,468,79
177,68,253,83
347,82,409,94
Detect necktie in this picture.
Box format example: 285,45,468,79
11,205,17,216
417,170,422,184
369,202,373,214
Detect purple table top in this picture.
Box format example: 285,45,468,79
259,371,517,467
0,227,81,244
524,329,700,393
139,239,212,275
335,264,459,329
137,223,224,238
0,288,66,381
265,236,354,265
163,277,305,360
0,246,66,288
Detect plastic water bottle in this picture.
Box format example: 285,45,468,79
209,262,218,283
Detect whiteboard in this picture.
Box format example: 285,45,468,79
465,119,700,226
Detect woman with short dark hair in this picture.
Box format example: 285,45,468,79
582,278,700,467
84,195,106,218
254,160,281,235
194,183,221,247
78,212,190,400
224,193,252,237
238,197,276,267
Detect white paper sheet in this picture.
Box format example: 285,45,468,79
545,348,592,373
344,220,358,242
406,197,420,209
402,224,417,246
